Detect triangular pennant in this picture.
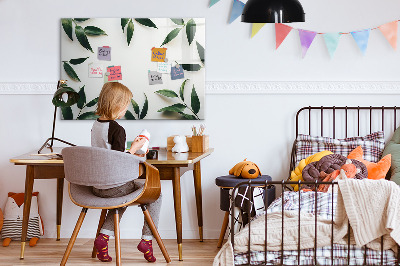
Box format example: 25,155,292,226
229,0,245,24
251,23,266,38
378,21,398,50
275,23,293,49
351,29,370,55
209,0,220,7
323,33,341,58
298,29,317,58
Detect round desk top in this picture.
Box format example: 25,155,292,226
215,175,272,188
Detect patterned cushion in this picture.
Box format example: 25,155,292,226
295,131,385,166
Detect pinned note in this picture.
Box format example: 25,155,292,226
171,64,184,80
88,63,104,78
157,62,171,74
148,70,163,85
98,46,111,61
107,66,122,81
151,47,167,62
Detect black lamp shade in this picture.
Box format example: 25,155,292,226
52,86,79,107
241,0,305,23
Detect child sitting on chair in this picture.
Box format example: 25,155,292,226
91,82,162,263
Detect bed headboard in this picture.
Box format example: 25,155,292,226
290,106,400,179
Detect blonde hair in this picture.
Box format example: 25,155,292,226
96,82,133,120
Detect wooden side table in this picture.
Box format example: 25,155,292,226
215,175,275,248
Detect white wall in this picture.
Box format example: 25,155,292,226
1,0,400,240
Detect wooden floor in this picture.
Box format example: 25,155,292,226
0,239,221,265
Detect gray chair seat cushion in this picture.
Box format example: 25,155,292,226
70,180,145,208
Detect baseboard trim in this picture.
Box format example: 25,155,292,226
1,81,400,95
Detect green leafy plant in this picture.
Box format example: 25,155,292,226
61,18,107,53
121,18,158,46
155,79,200,120
61,85,99,120
161,18,197,47
125,94,148,120
62,57,89,82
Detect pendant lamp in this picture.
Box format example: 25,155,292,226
241,0,305,23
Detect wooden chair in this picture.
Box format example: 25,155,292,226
60,146,171,265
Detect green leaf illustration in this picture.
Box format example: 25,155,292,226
161,28,181,46
171,18,184,25
179,112,197,120
131,99,140,115
61,19,73,41
181,64,202,71
69,57,89,65
186,19,196,45
75,25,93,52
135,19,157,29
155,89,178,98
84,26,107,36
74,18,90,22
86,97,99,107
77,111,99,120
158,103,186,113
180,79,189,101
77,86,86,109
121,18,130,32
125,110,136,120
63,62,80,82
196,41,205,65
61,106,73,120
191,85,200,114
127,19,134,46
140,94,148,119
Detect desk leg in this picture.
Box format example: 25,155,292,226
20,165,34,259
56,178,64,241
172,167,183,261
193,161,203,242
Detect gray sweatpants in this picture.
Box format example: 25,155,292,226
92,180,162,240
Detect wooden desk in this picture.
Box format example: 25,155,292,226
10,147,213,261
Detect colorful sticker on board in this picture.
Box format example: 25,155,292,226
88,63,104,78
98,46,111,61
148,70,163,85
157,62,171,73
171,64,184,80
107,66,122,81
151,47,167,62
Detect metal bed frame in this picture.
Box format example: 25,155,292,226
230,106,400,266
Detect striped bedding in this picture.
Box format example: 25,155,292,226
234,191,397,265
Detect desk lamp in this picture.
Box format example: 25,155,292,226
241,0,305,23
38,80,80,154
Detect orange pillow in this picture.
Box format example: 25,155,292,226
347,146,391,180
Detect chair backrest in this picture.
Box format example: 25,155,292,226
62,146,145,187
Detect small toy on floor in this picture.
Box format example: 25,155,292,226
1,192,44,247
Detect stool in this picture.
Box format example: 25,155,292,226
215,175,275,248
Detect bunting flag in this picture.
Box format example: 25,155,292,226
209,0,220,7
351,29,370,55
275,23,293,49
378,21,398,50
251,23,266,38
323,33,341,58
298,29,317,58
229,0,245,24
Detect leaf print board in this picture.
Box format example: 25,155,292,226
61,18,205,120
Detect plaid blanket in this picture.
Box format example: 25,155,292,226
234,191,397,265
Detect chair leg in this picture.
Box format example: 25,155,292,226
141,205,171,263
91,209,108,258
217,211,230,248
60,208,88,266
114,209,121,266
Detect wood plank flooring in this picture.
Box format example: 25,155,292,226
0,239,222,265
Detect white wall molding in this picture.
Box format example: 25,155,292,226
1,81,400,95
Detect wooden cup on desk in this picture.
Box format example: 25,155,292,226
191,135,209,152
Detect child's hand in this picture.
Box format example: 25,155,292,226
129,137,147,155
134,149,149,157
